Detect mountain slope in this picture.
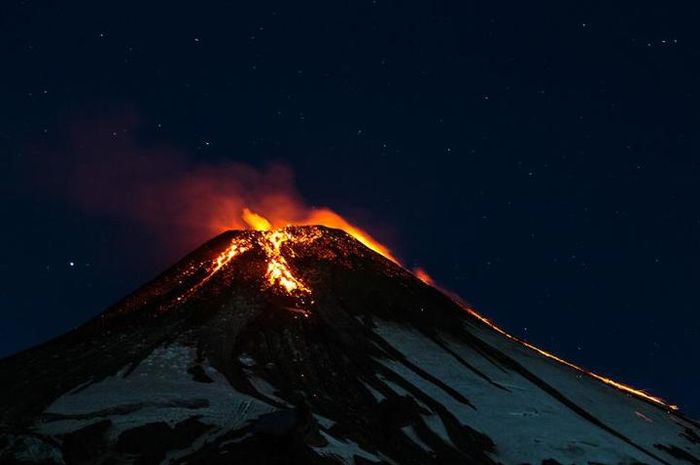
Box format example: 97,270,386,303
0,226,698,465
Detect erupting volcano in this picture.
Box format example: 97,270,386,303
0,216,697,465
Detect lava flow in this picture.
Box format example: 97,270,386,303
204,228,314,300
203,207,395,300
259,229,312,296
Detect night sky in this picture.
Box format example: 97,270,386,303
1,2,698,415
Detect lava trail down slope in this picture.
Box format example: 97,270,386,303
0,226,698,465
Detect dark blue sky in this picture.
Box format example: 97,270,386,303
1,1,698,415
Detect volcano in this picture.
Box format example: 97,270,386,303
1,226,698,465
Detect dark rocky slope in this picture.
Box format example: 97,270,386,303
0,227,697,465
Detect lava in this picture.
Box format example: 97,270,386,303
240,209,313,295
202,222,317,301
260,229,311,296
220,205,398,264
211,240,251,276
299,208,398,263
230,207,395,297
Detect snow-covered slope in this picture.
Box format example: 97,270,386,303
372,320,699,465
0,227,697,465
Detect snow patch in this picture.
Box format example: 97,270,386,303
421,413,453,448
370,320,690,465
314,414,336,429
401,425,433,452
314,431,381,464
362,382,386,402
38,345,277,444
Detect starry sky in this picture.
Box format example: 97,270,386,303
1,2,698,415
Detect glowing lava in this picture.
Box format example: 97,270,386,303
228,206,398,264
300,209,398,263
260,229,311,296
204,220,316,300
211,240,251,276
238,207,395,296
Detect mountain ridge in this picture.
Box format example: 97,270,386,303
1,226,697,465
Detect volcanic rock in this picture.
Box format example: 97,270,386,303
0,226,697,465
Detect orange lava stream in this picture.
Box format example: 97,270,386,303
202,225,314,299
210,240,251,276
260,229,310,295
461,306,679,411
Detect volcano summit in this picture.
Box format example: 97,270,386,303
0,226,697,465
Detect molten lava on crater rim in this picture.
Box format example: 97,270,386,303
204,208,396,302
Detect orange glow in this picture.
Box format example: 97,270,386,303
414,267,434,285
242,208,272,231
218,206,398,264
211,240,250,275
260,229,310,295
201,227,314,300
460,305,679,411
172,239,251,304
196,205,399,305
300,209,398,263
